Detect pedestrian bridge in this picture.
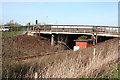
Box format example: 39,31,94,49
29,25,120,37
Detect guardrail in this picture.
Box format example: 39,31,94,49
33,25,120,34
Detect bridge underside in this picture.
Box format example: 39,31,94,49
27,25,120,49
28,31,116,49
31,31,119,37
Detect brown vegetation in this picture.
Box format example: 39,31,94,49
2,35,58,59
2,35,119,78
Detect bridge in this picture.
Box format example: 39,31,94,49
29,25,120,37
27,25,120,47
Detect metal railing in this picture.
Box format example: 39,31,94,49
33,25,120,34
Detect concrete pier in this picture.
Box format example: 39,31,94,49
51,34,54,46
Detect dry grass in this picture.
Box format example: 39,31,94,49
2,38,119,78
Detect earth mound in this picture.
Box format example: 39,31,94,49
2,35,57,59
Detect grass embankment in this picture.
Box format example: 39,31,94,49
2,31,23,37
9,26,32,31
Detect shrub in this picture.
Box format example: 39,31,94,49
78,35,89,39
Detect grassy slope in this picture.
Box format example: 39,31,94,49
2,31,23,37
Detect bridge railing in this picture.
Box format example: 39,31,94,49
33,25,120,34
51,28,93,33
97,27,119,33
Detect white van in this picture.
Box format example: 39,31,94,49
0,26,9,32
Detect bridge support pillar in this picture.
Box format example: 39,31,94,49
39,29,40,36
96,33,98,44
35,29,38,38
51,34,54,46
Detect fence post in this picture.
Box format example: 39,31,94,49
63,26,64,32
93,48,96,59
35,72,38,80
44,25,45,31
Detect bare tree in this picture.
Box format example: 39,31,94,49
4,20,22,27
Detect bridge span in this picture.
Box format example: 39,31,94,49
26,25,120,48
29,25,120,37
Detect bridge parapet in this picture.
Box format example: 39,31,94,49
33,25,120,34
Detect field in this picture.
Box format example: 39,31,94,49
2,31,23,37
2,34,120,79
9,26,32,31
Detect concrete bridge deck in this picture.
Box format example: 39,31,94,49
29,25,120,37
